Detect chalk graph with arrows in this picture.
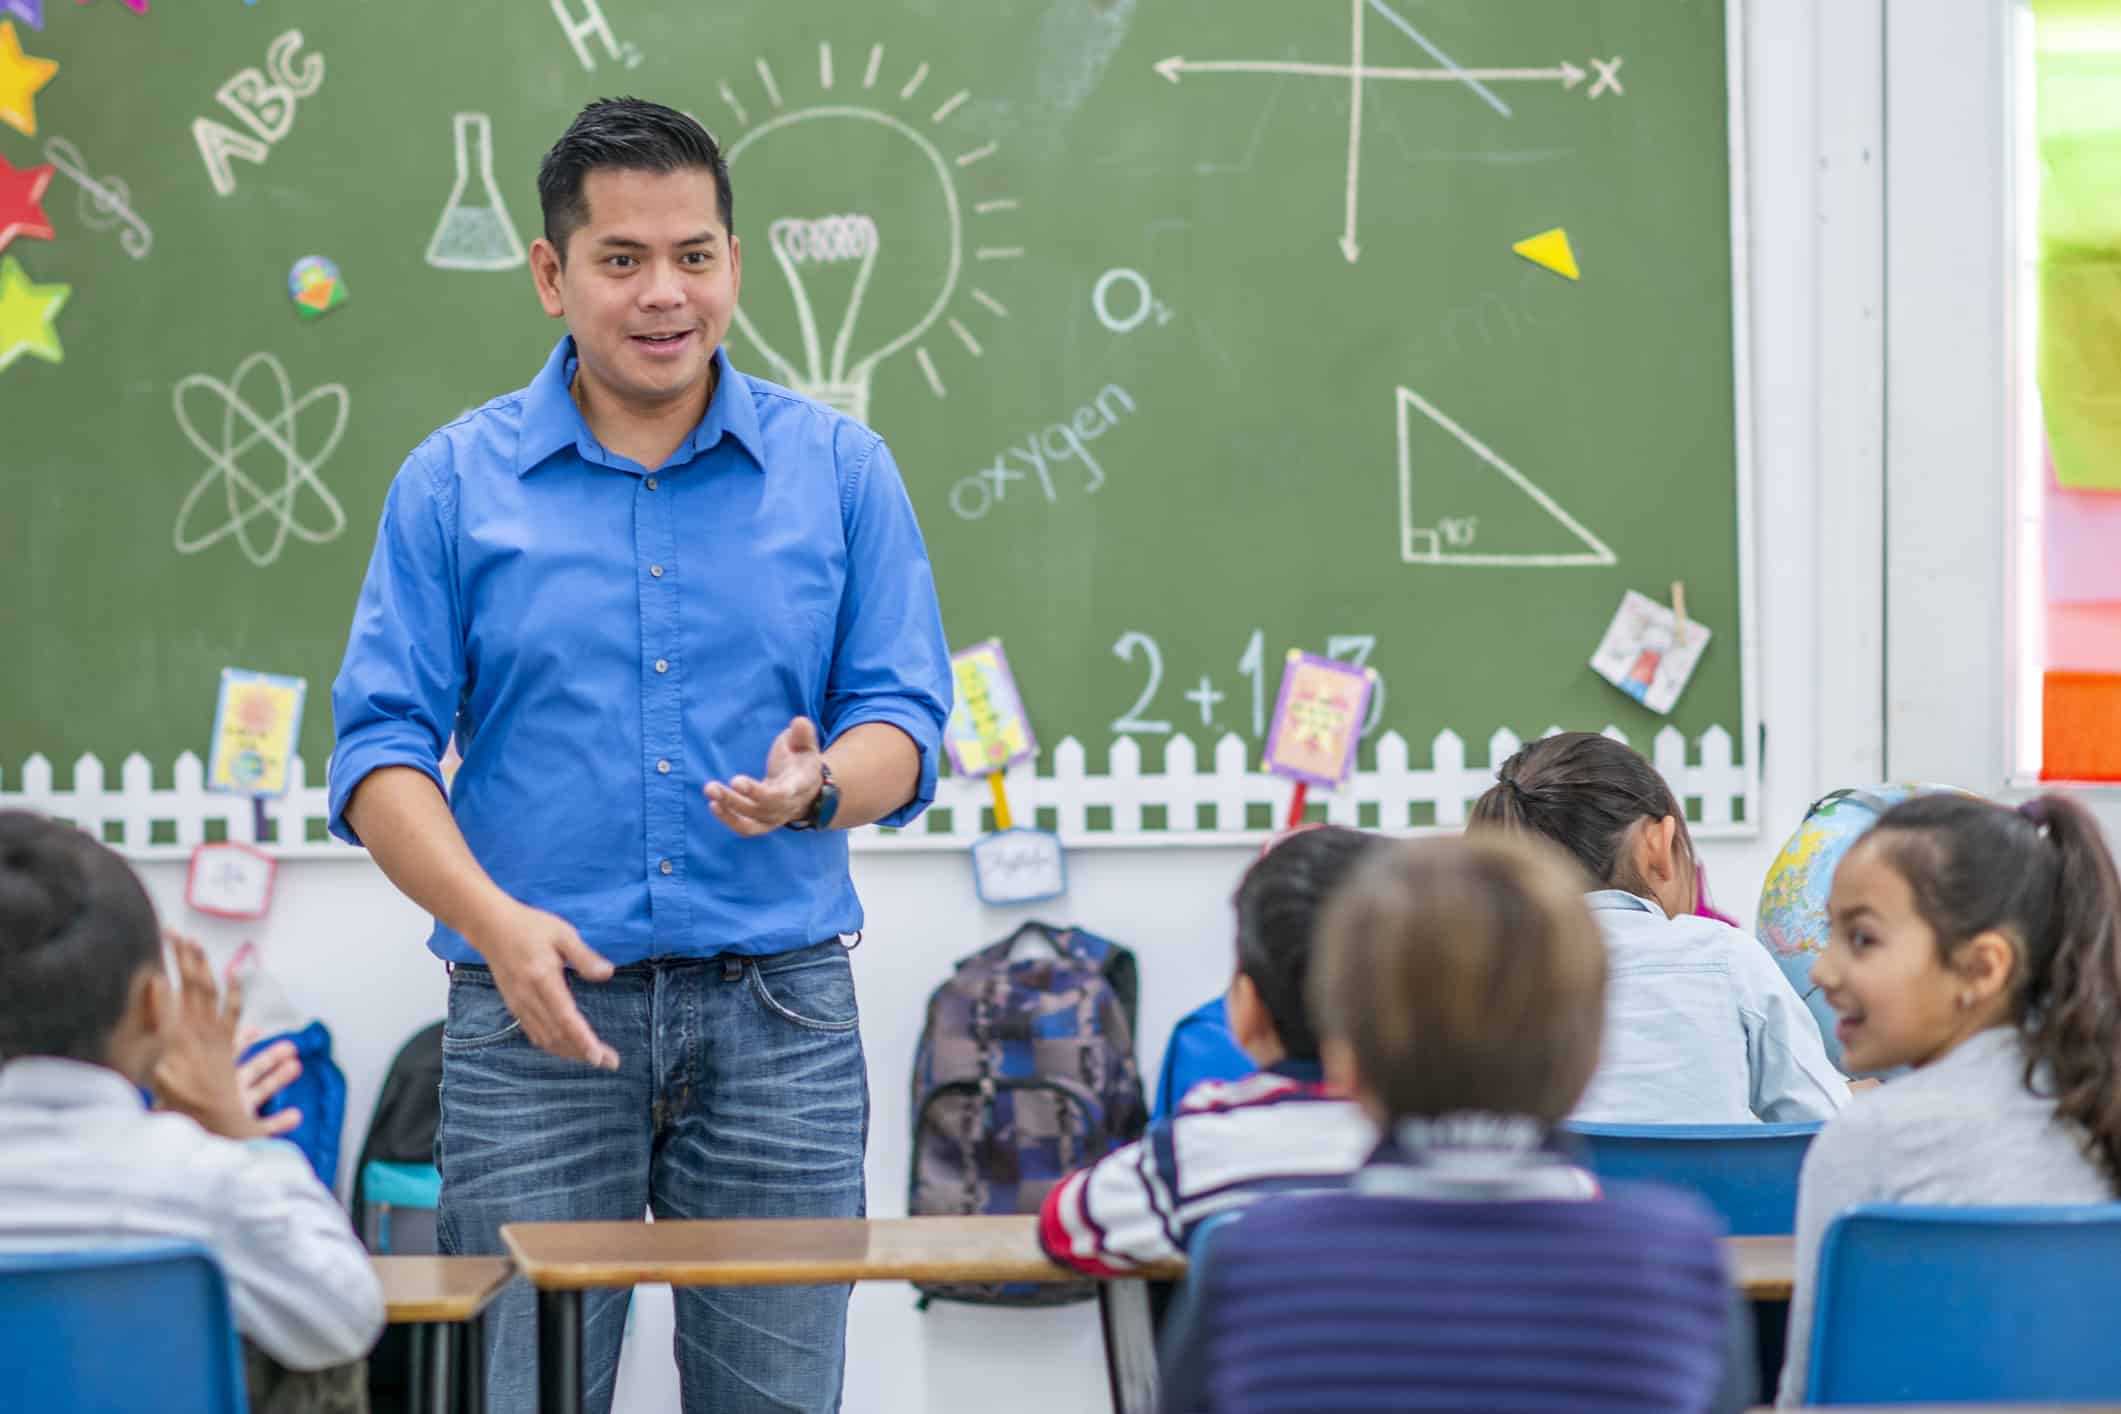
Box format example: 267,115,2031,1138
1154,0,1624,262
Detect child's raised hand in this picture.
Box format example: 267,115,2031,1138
152,933,270,1141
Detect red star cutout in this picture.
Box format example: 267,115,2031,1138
0,152,53,253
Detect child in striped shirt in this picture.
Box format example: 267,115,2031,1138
1039,826,1384,1274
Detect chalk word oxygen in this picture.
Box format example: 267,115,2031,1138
950,385,1137,521
194,31,325,198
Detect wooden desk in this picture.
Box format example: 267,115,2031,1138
503,1213,1184,1289
374,1256,514,1414
1728,1233,1794,1301
501,1217,1795,1414
503,1216,1175,1414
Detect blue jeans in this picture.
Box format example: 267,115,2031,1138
437,940,870,1413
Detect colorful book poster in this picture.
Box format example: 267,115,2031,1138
944,639,1035,776
1590,590,1712,715
1263,651,1376,789
206,668,306,796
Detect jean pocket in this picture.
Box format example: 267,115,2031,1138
442,969,524,1052
748,949,860,1032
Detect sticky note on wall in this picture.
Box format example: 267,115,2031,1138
2042,671,2121,781
2048,601,2121,670
2046,440,2121,602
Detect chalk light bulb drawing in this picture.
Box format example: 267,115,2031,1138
717,43,1023,426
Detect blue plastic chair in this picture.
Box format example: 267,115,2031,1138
0,1241,248,1413
1563,1122,1820,1235
1806,1203,2121,1405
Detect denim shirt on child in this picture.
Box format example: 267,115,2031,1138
1574,890,1850,1125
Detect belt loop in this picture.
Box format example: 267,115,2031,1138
722,957,744,982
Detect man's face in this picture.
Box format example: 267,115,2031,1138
533,166,741,409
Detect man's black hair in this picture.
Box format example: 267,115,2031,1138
538,97,733,262
1233,826,1384,1061
0,811,160,1062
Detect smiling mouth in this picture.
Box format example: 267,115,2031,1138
631,330,695,346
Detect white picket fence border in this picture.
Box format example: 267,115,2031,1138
0,725,1755,862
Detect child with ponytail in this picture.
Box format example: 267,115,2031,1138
1469,732,1847,1123
1777,792,2121,1403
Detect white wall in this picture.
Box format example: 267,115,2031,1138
124,2,1921,1410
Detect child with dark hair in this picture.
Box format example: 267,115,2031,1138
0,812,383,1387
1040,826,1386,1273
1470,731,1847,1123
1161,834,1736,1413
1776,792,2121,1403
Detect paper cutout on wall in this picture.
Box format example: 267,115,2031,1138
1263,651,1374,789
2045,438,2121,602
0,3,42,34
207,668,307,796
185,842,277,920
1590,589,1711,715
1512,227,1580,281
944,639,1036,776
0,151,51,253
2043,671,2121,781
0,21,56,137
0,251,65,373
287,255,348,319
2048,600,2121,671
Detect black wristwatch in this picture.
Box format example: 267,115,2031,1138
786,761,839,831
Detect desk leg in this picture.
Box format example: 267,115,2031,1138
538,1290,584,1414
456,1312,488,1414
1098,1281,1160,1414
407,1323,453,1414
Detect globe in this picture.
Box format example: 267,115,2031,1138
1756,783,1975,1072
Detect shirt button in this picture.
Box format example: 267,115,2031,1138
657,759,671,774
659,859,673,875
645,477,659,491
655,658,669,674
650,564,664,578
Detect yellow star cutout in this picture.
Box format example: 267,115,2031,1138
0,21,58,138
0,253,68,373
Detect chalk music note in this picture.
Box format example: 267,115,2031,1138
43,137,152,260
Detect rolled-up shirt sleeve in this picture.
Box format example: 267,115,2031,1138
327,451,463,847
823,435,952,829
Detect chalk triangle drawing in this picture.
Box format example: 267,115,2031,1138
1396,385,1617,567
1512,227,1579,281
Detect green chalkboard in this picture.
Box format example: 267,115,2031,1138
0,0,1751,799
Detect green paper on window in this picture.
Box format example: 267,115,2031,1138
2035,20,2121,490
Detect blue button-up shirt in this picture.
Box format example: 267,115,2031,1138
1574,890,1850,1125
329,338,952,965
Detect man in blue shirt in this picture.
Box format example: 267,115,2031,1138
329,99,951,1413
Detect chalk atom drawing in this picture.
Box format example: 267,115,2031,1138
426,113,525,272
720,48,1024,422
1395,385,1616,568
172,352,350,569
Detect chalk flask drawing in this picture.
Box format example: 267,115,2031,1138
426,113,526,271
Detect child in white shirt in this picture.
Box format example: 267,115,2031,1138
1469,732,1847,1123
0,811,384,1384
